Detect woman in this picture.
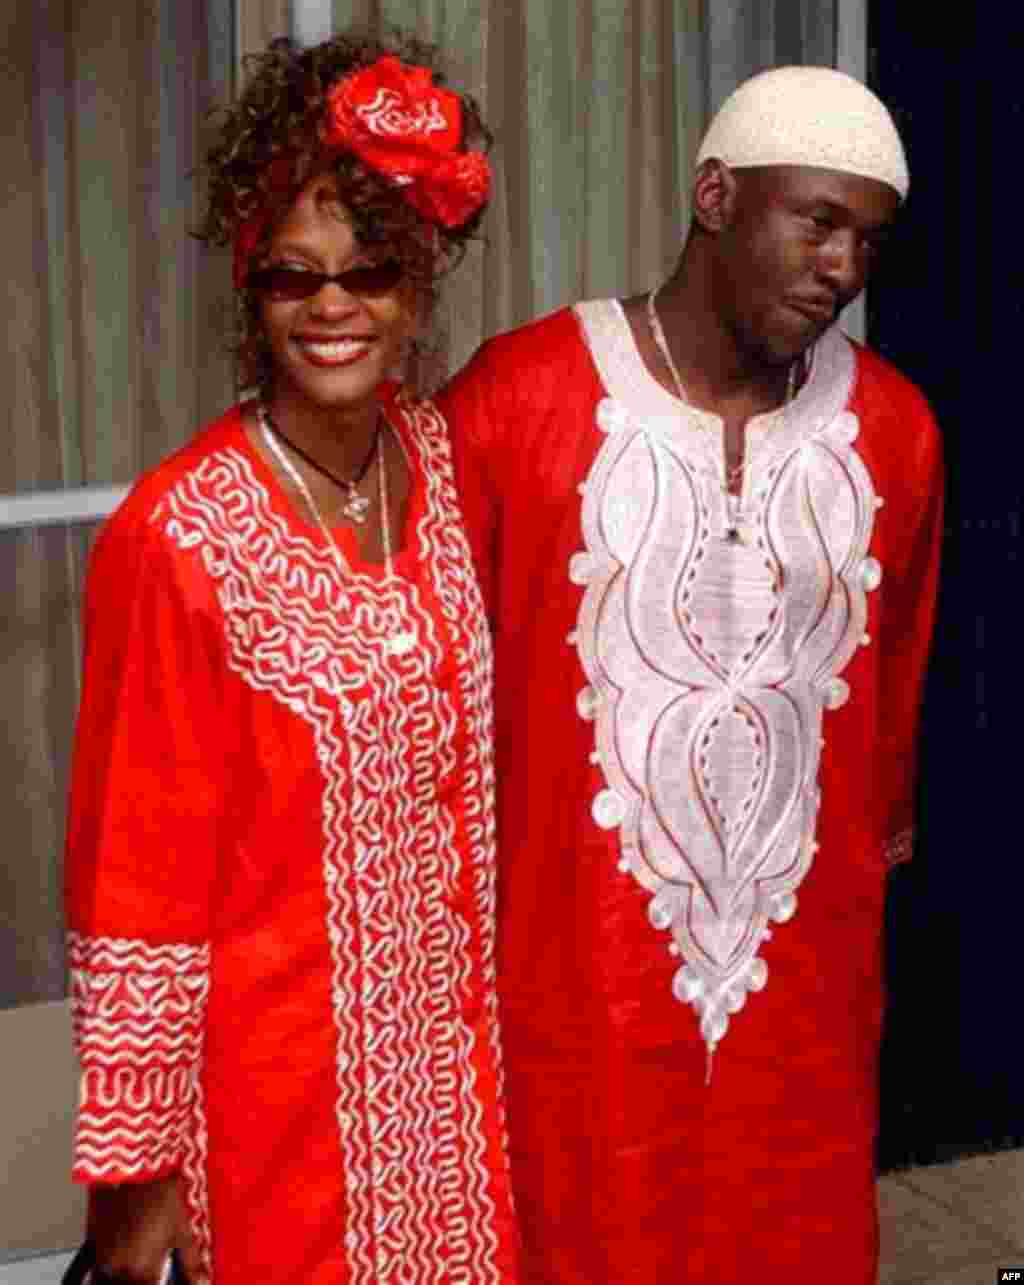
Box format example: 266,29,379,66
65,32,518,1285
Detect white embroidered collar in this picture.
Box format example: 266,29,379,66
575,297,856,467
567,298,881,1076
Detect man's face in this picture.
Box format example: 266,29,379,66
710,164,900,367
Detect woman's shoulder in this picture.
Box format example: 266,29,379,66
93,404,247,556
435,307,597,444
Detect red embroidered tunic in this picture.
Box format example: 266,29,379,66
65,393,520,1285
438,302,943,1285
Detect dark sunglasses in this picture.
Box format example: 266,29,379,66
246,259,403,300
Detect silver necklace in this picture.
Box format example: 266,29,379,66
260,408,379,525
646,284,799,544
257,404,416,656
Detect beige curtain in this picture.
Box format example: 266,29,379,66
706,0,837,113
240,0,294,64
0,0,839,1010
326,0,705,383
0,0,233,1009
323,1,838,385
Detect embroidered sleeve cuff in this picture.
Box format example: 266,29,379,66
68,933,210,1184
884,827,915,869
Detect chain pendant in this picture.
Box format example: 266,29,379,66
723,492,750,545
342,488,371,524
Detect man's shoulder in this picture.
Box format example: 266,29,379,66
847,341,942,487
440,305,600,427
850,341,936,426
470,305,587,374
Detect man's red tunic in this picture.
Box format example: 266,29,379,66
439,301,943,1285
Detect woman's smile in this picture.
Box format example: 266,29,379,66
259,174,416,417
291,332,377,366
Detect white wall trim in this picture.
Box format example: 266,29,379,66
0,1252,75,1281
0,486,128,531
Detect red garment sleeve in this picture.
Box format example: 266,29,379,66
871,378,945,868
65,496,224,1184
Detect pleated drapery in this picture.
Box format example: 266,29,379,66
1,0,840,1009
312,0,705,383
1,0,233,1009
312,1,842,384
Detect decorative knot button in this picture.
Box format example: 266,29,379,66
824,676,850,710
576,686,599,721
672,964,704,1004
596,398,630,436
592,788,626,829
838,411,861,444
858,556,883,592
769,891,798,923
569,552,597,586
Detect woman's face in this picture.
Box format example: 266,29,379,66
258,173,417,418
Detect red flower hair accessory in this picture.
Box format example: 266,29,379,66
322,55,491,229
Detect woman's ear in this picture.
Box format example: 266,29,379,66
691,159,739,235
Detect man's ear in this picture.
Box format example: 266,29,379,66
691,159,739,234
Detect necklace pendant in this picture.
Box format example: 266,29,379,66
342,491,371,524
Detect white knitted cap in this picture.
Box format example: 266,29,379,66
696,66,909,199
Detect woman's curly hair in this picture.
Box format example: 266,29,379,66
194,30,492,390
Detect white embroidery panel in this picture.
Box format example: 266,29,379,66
572,307,881,1060
413,405,510,1152
69,933,213,1283
160,402,502,1284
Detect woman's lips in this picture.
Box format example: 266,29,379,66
294,336,375,366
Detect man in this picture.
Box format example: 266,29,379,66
439,67,942,1284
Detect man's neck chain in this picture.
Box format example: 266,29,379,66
646,284,801,543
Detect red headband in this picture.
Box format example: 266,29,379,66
233,55,491,288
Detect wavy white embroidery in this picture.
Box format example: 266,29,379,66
160,401,503,1283
357,88,448,137
69,933,213,1282
572,307,881,1065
